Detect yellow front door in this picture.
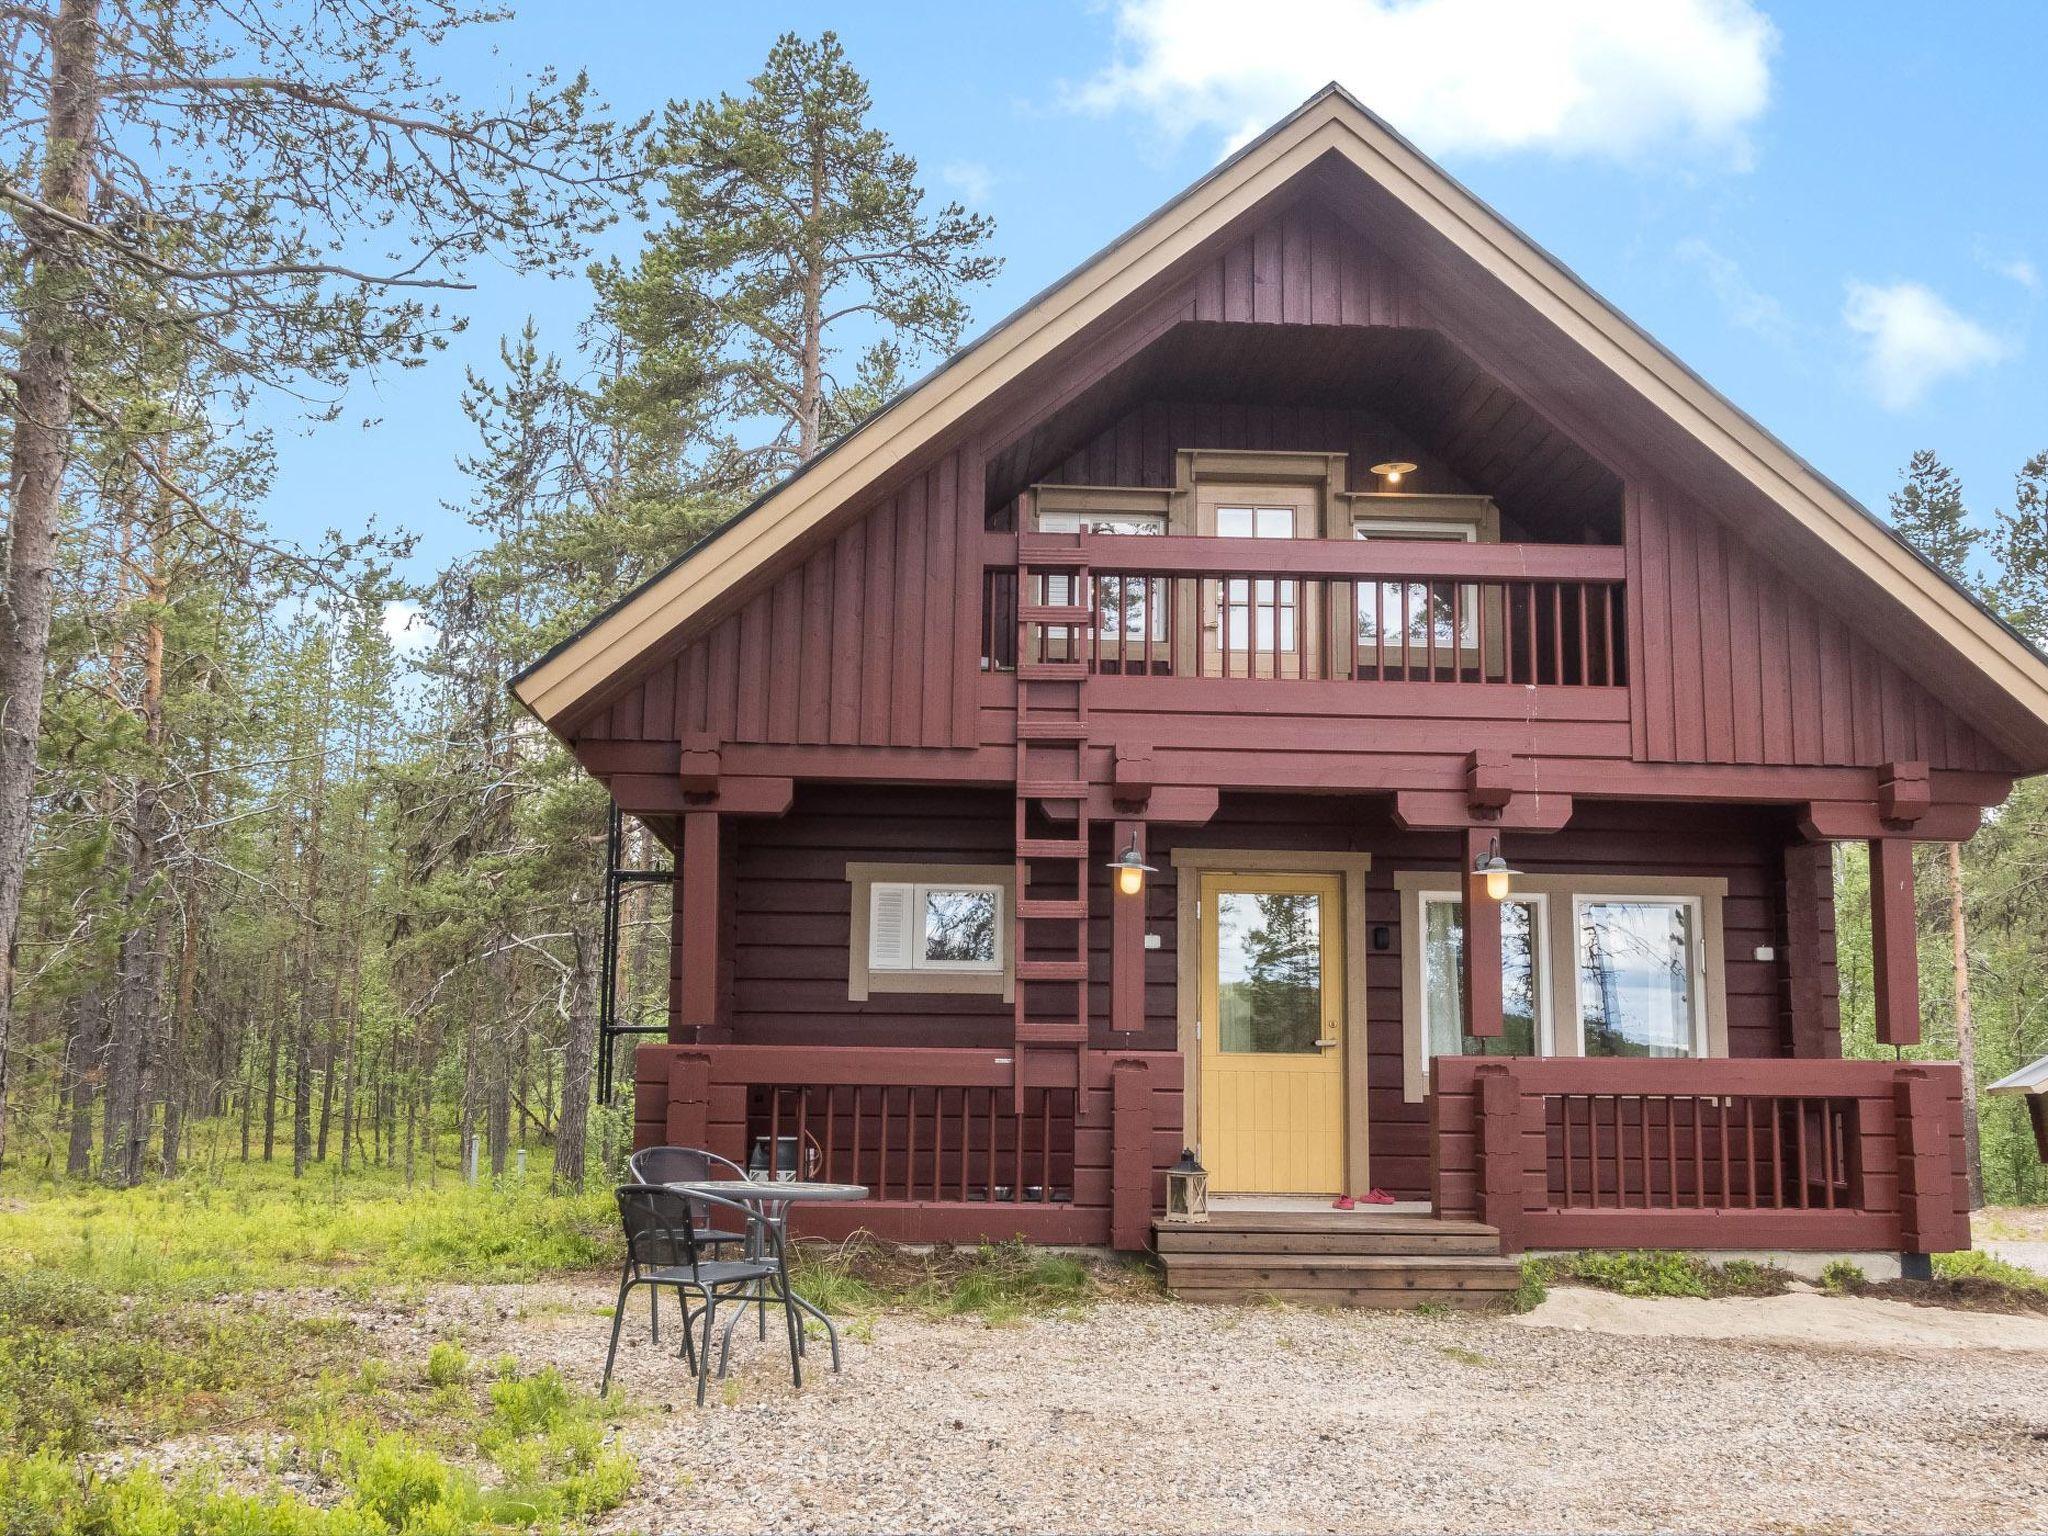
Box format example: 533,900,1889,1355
1198,872,1346,1195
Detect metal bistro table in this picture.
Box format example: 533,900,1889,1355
673,1178,867,1377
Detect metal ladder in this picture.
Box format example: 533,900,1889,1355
1011,532,1095,1095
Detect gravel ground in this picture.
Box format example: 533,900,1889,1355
407,1276,2048,1536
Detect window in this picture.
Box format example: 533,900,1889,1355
1035,511,1166,648
846,862,1015,1000
869,882,1003,973
1355,517,1480,652
1395,872,1728,1100
1418,893,1549,1059
1215,500,1306,655
1574,896,1705,1057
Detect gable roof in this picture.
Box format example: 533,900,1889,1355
511,85,2048,766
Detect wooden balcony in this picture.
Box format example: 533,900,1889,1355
985,536,1627,687
1431,1056,1971,1255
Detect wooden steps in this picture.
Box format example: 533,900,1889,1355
1155,1209,1518,1310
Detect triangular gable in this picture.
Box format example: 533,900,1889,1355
512,86,2048,769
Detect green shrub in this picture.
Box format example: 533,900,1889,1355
1820,1258,1867,1294
1933,1248,2048,1294
1512,1259,1549,1312
423,1341,470,1387
1532,1249,1795,1300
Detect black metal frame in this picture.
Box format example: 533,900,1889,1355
598,802,675,1105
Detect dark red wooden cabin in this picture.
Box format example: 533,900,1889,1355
514,88,2048,1293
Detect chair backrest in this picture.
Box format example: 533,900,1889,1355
615,1183,709,1275
627,1145,745,1186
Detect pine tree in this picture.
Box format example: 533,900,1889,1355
1991,451,2048,645
600,31,1001,476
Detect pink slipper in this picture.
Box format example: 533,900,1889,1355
1362,1188,1396,1205
1332,1194,1357,1210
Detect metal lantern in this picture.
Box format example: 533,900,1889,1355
1164,1147,1209,1223
1473,834,1521,901
1106,838,1158,898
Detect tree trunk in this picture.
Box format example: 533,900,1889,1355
1945,839,1984,1207
62,984,104,1175
0,0,105,1167
555,929,600,1191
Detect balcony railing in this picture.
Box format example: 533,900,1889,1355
1432,1056,1970,1254
983,537,1627,686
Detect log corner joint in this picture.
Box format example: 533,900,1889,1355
1877,759,1931,826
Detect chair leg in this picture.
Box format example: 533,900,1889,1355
695,1294,717,1408
601,1274,633,1396
676,1289,697,1373
650,1284,660,1345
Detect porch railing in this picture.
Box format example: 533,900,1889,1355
1431,1057,1969,1255
635,1044,1182,1247
983,537,1626,686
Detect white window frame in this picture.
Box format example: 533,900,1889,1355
1352,517,1480,542
1395,871,1729,1101
846,862,1015,1001
1035,510,1168,645
1415,889,1555,1061
1570,892,1711,1059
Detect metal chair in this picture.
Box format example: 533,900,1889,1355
624,1146,749,1344
602,1183,800,1405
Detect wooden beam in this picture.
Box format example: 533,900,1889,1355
610,773,794,818
1395,789,1573,832
1111,1056,1156,1251
1800,800,1978,842
1110,819,1147,1033
677,812,726,1041
1461,827,1504,1040
1779,841,1834,1059
1868,836,1921,1047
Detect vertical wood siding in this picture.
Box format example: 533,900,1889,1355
574,452,976,753
1627,481,2011,771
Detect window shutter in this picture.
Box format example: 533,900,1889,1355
869,883,914,970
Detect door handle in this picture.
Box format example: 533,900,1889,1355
1314,1036,1340,1051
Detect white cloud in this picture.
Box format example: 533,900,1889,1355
1675,237,1791,343
1989,255,2038,290
939,159,995,206
1841,279,2011,412
380,598,438,655
1067,0,1776,166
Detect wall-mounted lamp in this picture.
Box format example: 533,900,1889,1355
1473,835,1520,901
1107,839,1158,897
1370,459,1418,487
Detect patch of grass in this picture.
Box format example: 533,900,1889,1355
424,1341,471,1387
1438,1343,1490,1366
0,1268,358,1459
1512,1258,1549,1313
0,1154,618,1301
0,1352,634,1534
1530,1250,1795,1300
1850,1249,2048,1315
1933,1248,2048,1294
787,1236,1158,1323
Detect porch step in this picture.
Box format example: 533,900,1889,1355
1155,1212,1516,1310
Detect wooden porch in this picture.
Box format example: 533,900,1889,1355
632,1042,1973,1262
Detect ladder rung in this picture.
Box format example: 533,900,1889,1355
1017,838,1087,860
1016,958,1089,982
1017,659,1090,681
1020,604,1093,625
1016,718,1089,741
1018,535,1088,563
1015,1020,1089,1044
1017,897,1089,920
1018,779,1086,801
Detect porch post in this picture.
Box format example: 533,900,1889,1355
677,810,728,1042
1868,836,1921,1047
1461,826,1504,1040
1110,1055,1156,1251
1110,818,1146,1033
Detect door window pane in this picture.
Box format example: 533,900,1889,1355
1216,891,1323,1054
1578,900,1696,1056
1216,505,1297,539
1422,896,1541,1056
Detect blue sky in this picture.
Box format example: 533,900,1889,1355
261,1,2046,618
